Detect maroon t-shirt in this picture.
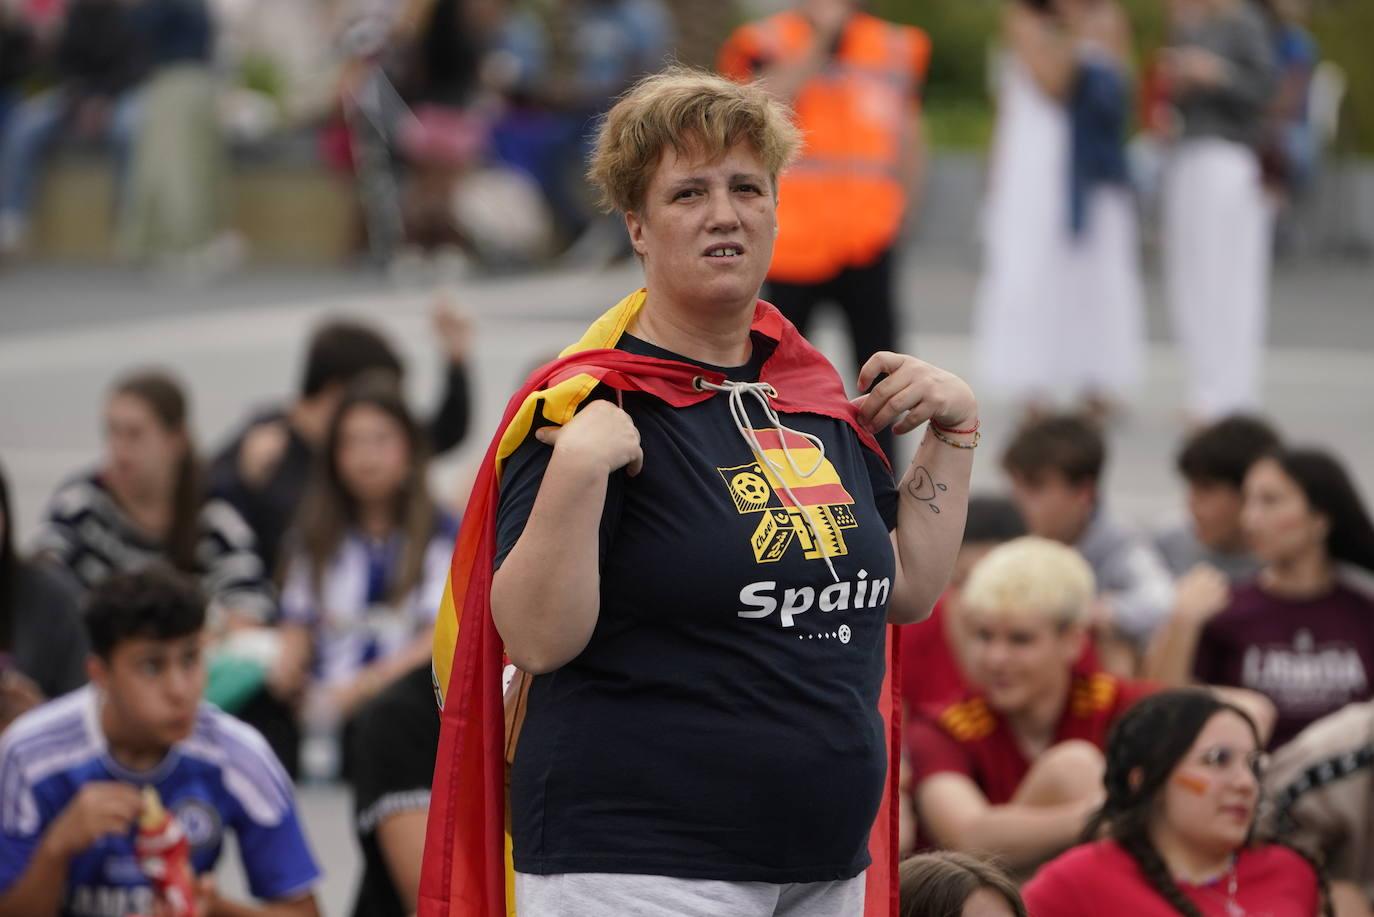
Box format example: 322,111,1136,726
1193,582,1374,747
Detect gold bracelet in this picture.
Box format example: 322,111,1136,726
930,426,979,450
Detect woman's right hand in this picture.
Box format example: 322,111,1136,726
1173,564,1231,625
535,401,643,477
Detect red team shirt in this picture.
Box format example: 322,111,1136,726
1023,840,1320,916
907,672,1155,804
898,598,968,711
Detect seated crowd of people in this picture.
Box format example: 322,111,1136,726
4,312,1374,916
0,0,739,268
0,307,474,915
896,411,1374,915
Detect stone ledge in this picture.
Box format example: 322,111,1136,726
30,152,359,264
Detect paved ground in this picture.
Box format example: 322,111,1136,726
1,244,1371,914
3,245,1371,535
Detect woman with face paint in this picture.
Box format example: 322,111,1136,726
1023,689,1330,916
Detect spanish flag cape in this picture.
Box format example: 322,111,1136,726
420,289,903,917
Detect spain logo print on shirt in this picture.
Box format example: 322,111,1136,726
718,428,858,564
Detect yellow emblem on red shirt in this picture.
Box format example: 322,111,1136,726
939,698,997,743
1070,673,1119,718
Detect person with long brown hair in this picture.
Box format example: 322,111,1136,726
32,369,294,768
33,369,274,624
276,374,456,732
1023,689,1329,916
1145,447,1374,747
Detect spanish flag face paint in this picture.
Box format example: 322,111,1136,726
1171,771,1211,796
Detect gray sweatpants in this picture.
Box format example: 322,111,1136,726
514,871,865,917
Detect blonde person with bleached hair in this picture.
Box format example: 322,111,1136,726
959,536,1097,629
906,536,1275,874
421,67,978,917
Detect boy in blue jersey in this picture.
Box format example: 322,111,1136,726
0,567,321,917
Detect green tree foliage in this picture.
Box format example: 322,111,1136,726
1310,1,1374,154
872,0,1371,154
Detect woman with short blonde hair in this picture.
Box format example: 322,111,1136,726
586,67,802,215
426,66,979,917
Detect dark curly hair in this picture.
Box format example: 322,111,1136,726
85,565,206,659
1086,689,1332,916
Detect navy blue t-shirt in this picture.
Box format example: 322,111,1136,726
496,332,899,883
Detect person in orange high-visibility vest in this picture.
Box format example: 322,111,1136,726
719,0,930,458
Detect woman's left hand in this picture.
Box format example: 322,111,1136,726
852,352,978,436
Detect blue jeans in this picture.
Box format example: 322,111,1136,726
0,88,143,228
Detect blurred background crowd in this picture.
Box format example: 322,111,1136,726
2,0,1373,915
0,0,1369,272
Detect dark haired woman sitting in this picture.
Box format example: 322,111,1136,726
1024,688,1329,916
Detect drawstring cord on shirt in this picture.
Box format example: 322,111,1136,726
695,378,841,583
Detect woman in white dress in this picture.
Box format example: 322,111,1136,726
975,0,1144,418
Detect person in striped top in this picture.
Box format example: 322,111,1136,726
33,369,274,627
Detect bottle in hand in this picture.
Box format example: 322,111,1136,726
134,786,197,917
